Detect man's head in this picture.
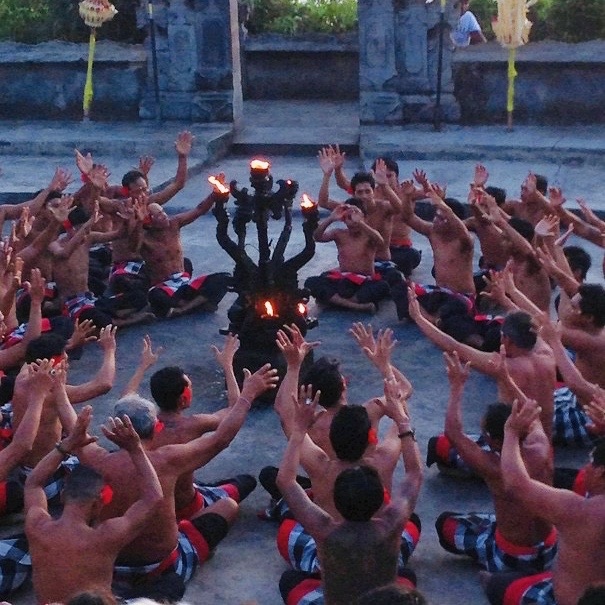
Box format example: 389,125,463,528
570,284,605,329
63,465,106,506
114,395,159,440
508,217,535,244
501,311,537,350
147,203,170,229
564,245,591,282
578,583,605,605
485,186,506,207
301,356,345,409
333,465,384,522
350,172,375,207
150,366,192,412
25,333,68,364
122,170,148,197
329,405,372,462
481,402,512,450
521,173,548,201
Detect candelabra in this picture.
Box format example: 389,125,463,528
211,160,319,404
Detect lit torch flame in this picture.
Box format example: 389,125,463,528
264,301,274,317
208,176,230,195
297,302,307,315
300,194,316,209
250,159,270,171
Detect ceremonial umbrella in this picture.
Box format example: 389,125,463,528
79,0,118,120
491,0,538,129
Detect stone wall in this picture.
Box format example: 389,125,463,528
0,41,146,120
453,41,605,125
242,34,358,100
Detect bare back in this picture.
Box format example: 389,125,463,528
429,231,475,294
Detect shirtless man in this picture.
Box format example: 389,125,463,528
474,190,551,312
483,398,605,605
25,406,162,605
318,150,409,318
400,174,476,321
328,147,421,278
141,190,231,318
501,172,550,227
70,365,278,601
435,352,556,574
276,379,423,605
48,202,125,328
9,326,116,513
305,201,389,313
409,289,556,442
122,334,257,520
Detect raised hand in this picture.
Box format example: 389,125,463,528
534,214,560,238
28,268,45,304
241,364,280,400
505,397,541,436
101,414,141,452
15,358,55,394
139,334,163,370
330,144,346,170
480,269,508,306
48,194,75,223
372,158,388,186
68,318,98,350
317,147,335,175
378,376,411,423
407,284,422,322
473,164,489,188
585,389,605,435
291,384,323,434
49,167,73,192
175,131,194,156
138,155,155,177
444,351,470,388
75,149,94,176
88,164,110,190
97,325,118,351
62,406,98,452
412,168,430,192
211,333,239,369
548,187,565,208
276,323,320,367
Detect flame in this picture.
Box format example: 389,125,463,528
264,301,274,317
300,194,316,209
208,176,229,194
297,302,307,315
250,159,270,171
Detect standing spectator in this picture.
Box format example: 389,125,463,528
451,0,487,47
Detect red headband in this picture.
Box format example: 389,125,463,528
154,419,165,435
367,428,378,446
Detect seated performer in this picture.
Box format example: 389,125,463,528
25,406,162,605
71,365,278,602
305,201,389,313
483,399,605,605
434,351,556,574
277,379,423,605
141,192,232,318
122,334,256,520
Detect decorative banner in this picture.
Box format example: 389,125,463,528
492,0,538,128
79,0,118,120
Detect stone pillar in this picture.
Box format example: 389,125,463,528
359,0,460,124
139,0,242,123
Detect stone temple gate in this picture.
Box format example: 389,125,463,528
139,0,459,124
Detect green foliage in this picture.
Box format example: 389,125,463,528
0,0,50,42
0,0,143,43
247,0,358,35
547,0,605,42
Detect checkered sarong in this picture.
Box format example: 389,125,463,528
501,571,555,605
436,512,557,573
277,517,420,574
0,533,31,595
552,386,593,447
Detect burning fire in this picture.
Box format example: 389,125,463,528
264,301,275,317
297,302,307,316
250,159,270,171
208,176,230,195
300,194,316,209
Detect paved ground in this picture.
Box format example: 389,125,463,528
1,102,603,604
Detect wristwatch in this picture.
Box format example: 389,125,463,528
398,429,416,441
